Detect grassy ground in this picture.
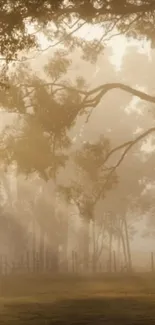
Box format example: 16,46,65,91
0,273,155,324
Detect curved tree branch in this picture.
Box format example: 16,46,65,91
16,81,155,125
20,82,155,105
94,127,155,205
107,127,155,168
86,83,155,107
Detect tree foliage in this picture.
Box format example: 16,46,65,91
59,137,118,222
0,55,84,179
0,0,154,261
0,0,155,62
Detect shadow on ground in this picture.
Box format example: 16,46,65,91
1,296,155,324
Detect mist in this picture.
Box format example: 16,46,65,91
0,37,154,276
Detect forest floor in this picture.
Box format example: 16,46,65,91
0,273,155,324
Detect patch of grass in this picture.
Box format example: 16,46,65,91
1,274,155,324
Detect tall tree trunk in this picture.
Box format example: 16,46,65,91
32,215,36,272
123,215,132,271
83,219,90,273
50,134,59,272
39,228,45,272
108,228,112,272
118,220,128,269
92,219,97,273
61,211,69,272
117,233,121,270
121,233,128,268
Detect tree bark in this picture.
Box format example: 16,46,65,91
123,215,132,272
83,219,90,273
121,232,128,268
92,219,97,273
108,229,112,273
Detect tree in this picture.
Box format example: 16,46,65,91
0,56,78,267
59,136,118,272
0,51,154,271
0,5,155,272
0,53,78,179
0,0,154,162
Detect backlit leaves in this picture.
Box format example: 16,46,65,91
44,49,71,80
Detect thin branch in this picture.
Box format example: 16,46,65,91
19,82,86,95
108,127,155,168
93,17,122,51
103,12,144,43
94,127,155,205
36,21,86,55
102,140,133,166
63,18,82,29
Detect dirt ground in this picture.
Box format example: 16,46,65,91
0,273,155,324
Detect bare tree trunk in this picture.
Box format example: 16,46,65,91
61,213,69,272
108,229,112,273
118,219,127,269
117,234,121,270
32,216,36,272
50,135,59,272
92,219,97,273
83,219,90,273
121,232,128,268
39,228,45,272
123,215,132,272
